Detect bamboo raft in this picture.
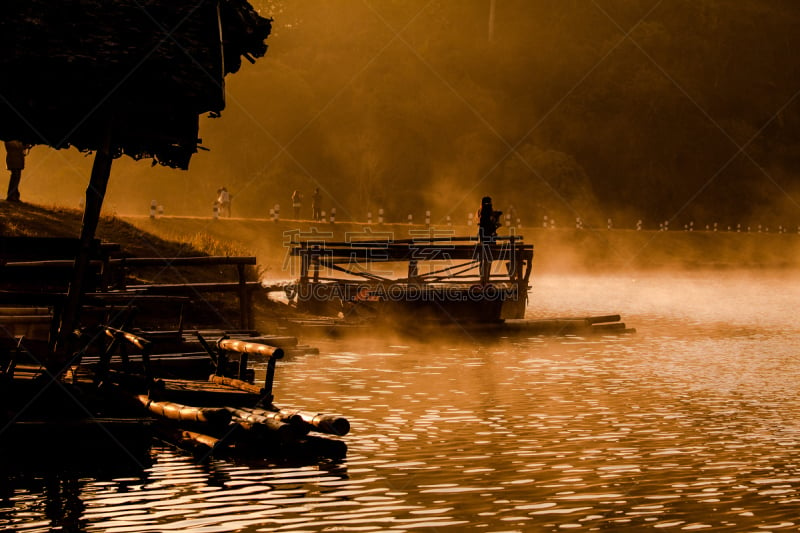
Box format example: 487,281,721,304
1,240,346,462
1,332,347,461
282,314,635,337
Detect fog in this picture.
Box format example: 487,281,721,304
17,0,800,232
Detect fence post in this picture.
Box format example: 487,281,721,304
150,199,157,219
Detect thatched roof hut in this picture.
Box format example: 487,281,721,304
0,0,271,169
0,0,271,353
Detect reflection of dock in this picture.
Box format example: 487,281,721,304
282,314,635,337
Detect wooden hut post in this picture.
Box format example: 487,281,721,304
57,126,115,357
237,263,249,329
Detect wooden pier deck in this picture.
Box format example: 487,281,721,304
280,314,635,338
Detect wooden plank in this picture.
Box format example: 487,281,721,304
209,374,264,395
0,307,50,315
0,291,67,305
0,315,52,324
157,378,261,406
111,256,256,267
291,235,526,245
2,259,103,268
291,243,533,262
129,281,262,292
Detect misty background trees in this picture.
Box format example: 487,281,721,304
26,0,800,229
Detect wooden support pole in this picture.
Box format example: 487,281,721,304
57,124,114,360
237,263,248,329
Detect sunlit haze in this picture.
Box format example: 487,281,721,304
16,0,800,232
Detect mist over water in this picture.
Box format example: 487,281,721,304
4,270,800,531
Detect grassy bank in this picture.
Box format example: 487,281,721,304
1,202,202,258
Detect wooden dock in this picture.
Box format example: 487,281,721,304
280,314,635,338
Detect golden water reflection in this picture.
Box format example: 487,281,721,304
2,273,800,531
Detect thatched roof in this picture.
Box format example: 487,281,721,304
0,0,271,169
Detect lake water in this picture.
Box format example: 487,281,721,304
3,271,800,532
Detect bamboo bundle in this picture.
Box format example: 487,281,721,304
276,409,351,436
226,407,307,440
156,426,225,456
177,429,221,451
217,338,284,359
137,395,231,426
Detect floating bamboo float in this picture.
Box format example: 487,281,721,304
137,395,231,426
274,407,351,436
284,314,635,337
227,407,306,441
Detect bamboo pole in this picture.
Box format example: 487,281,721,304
276,409,350,436
137,395,231,426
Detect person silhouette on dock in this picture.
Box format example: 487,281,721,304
477,196,501,243
477,196,502,284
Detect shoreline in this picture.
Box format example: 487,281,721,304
118,214,800,276
4,202,797,275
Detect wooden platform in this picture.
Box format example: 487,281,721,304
156,377,262,407
281,314,635,337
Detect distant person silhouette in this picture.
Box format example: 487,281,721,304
216,186,231,217
5,140,29,202
292,190,303,219
507,204,518,225
311,187,321,221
